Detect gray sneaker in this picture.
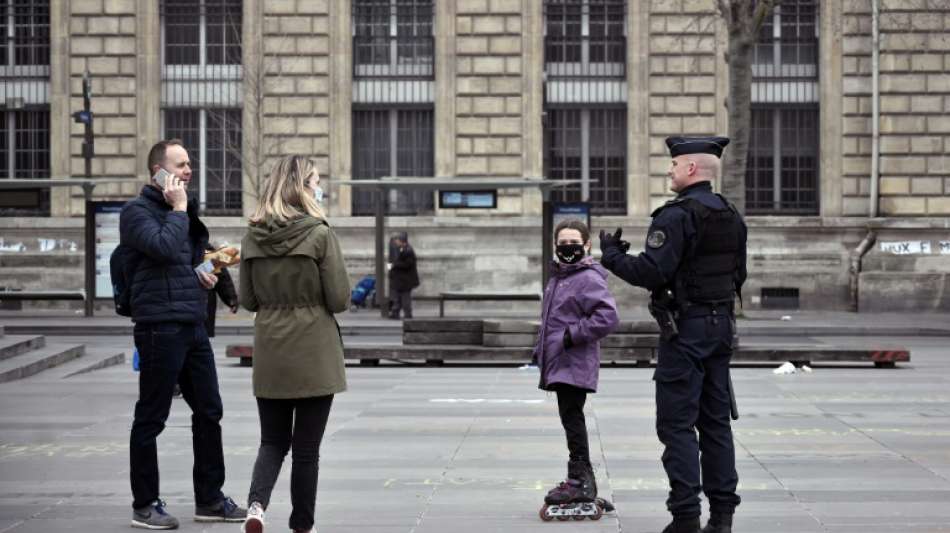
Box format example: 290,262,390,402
194,496,246,522
132,500,179,530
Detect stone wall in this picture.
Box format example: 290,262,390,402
6,216,948,312
454,0,526,213
842,0,950,216
647,0,723,211
256,0,331,198
62,0,142,213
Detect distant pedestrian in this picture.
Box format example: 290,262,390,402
388,232,419,320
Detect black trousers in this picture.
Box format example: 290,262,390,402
655,313,741,519
248,395,334,531
390,289,413,318
553,384,590,464
130,321,224,509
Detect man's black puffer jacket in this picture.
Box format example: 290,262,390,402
119,185,209,324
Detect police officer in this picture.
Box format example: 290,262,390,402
598,136,746,533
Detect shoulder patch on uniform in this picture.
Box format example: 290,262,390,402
647,230,667,249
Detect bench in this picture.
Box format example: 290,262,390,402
0,290,86,301
437,291,541,317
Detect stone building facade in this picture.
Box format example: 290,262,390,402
1,0,949,311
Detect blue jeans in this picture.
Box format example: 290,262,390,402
130,321,225,509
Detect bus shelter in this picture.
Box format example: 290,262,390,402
336,177,582,317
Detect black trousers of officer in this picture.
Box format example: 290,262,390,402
654,306,740,519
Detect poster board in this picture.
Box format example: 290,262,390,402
92,201,126,299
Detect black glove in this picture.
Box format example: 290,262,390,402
619,239,631,254
563,329,574,349
598,227,624,255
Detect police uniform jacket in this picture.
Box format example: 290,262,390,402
600,181,747,308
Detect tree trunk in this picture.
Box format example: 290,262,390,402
717,0,778,214
723,32,754,213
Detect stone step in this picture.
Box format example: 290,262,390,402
482,320,661,335
483,333,741,349
339,343,909,368
0,335,46,362
225,342,910,368
403,331,484,345
0,325,4,338
3,323,403,337
0,343,85,384
47,349,126,379
403,319,484,333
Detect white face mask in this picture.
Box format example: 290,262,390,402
313,185,324,205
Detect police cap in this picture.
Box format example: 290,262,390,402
665,136,730,158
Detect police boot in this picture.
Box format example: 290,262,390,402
701,513,733,533
661,516,701,533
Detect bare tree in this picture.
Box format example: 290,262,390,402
716,0,779,213
204,13,302,216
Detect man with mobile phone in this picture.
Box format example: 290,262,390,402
119,139,246,529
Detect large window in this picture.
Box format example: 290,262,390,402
543,0,627,214
545,108,627,215
747,0,819,214
0,1,50,216
351,1,434,215
162,0,242,66
161,0,243,214
352,0,433,104
544,0,625,77
0,109,50,215
352,108,434,216
746,107,819,214
353,0,433,78
163,109,242,213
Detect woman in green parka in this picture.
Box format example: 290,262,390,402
239,155,350,533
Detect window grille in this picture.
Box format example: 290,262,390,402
544,107,627,215
747,0,819,215
352,107,434,216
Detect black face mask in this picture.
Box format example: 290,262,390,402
556,244,585,264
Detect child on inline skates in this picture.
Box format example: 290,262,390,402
533,219,619,521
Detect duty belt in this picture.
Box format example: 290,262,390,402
679,300,734,318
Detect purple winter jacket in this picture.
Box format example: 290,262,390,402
533,256,620,393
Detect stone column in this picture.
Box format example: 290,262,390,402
135,0,161,188
819,0,843,217
433,0,457,214
455,0,524,213
627,0,650,217
329,0,352,216
241,0,262,218
62,0,141,214
520,0,543,215
49,0,71,215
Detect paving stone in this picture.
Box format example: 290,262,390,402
0,335,947,532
